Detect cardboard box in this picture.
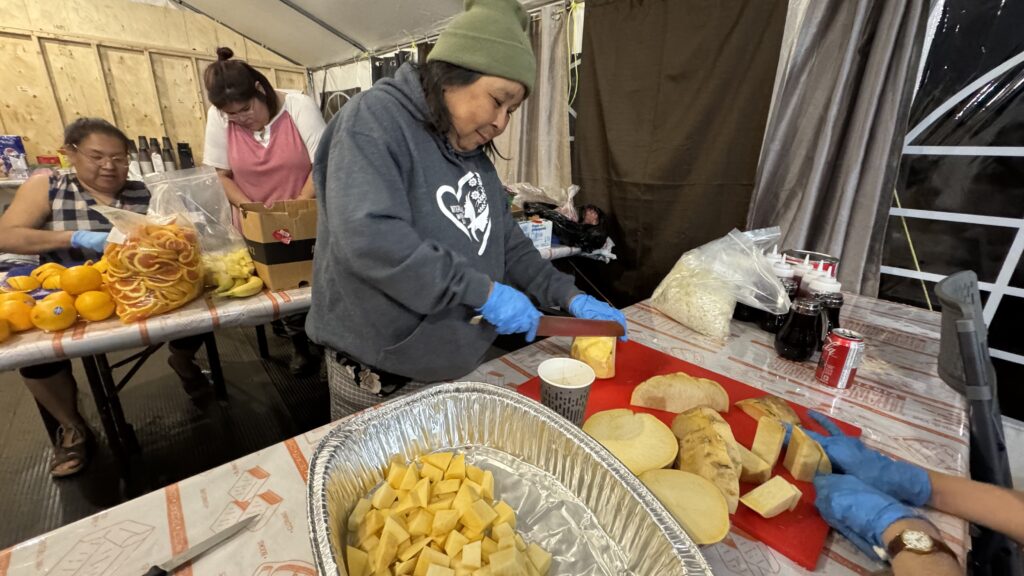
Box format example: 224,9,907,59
240,199,317,290
518,218,553,249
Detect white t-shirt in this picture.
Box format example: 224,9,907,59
203,90,325,170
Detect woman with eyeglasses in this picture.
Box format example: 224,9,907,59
202,47,325,376
0,118,207,477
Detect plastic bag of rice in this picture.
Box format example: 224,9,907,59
651,248,736,339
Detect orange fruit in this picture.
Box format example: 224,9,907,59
0,300,35,332
0,319,10,343
30,298,78,332
74,291,115,322
0,292,36,307
59,265,103,295
43,291,76,310
4,275,40,292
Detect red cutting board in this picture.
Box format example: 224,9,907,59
517,340,861,571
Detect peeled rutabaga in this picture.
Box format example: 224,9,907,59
640,469,730,544
571,336,616,379
582,409,678,475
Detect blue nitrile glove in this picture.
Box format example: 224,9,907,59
814,474,920,560
478,282,542,342
805,410,931,506
568,294,628,341
70,230,109,253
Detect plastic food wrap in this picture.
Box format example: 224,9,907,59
651,228,789,339
94,206,203,323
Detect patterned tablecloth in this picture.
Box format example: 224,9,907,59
0,294,967,576
0,287,312,372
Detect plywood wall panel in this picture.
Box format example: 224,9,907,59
41,40,112,124
0,34,64,159
276,70,309,94
244,38,292,67
29,0,191,53
99,47,164,141
151,54,205,163
4,0,32,30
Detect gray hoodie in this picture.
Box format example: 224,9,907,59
307,63,580,382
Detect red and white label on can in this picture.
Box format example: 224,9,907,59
816,328,865,389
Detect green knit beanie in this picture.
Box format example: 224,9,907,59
427,0,536,95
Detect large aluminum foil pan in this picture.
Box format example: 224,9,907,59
307,382,712,575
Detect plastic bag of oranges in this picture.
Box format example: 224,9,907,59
94,205,203,323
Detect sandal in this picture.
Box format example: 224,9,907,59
51,424,92,478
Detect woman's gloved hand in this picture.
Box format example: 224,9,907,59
568,295,628,341
805,410,931,506
814,474,920,560
478,282,541,341
70,230,109,253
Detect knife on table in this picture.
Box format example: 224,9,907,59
143,515,257,576
470,314,625,338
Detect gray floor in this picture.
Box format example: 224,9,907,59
0,325,329,549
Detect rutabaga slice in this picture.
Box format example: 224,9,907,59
631,372,729,413
740,475,802,519
640,469,730,544
736,443,771,484
582,409,678,475
735,395,801,425
783,426,821,482
750,417,786,468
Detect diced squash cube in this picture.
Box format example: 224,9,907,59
394,493,417,514
461,499,498,533
452,484,480,516
480,537,498,562
372,482,398,510
444,529,470,558
526,543,551,576
423,452,455,472
783,427,821,482
347,545,370,576
461,540,482,569
492,501,515,529
408,508,435,537
432,509,460,537
460,526,484,542
370,529,401,572
497,536,516,550
740,475,802,518
491,522,514,542
421,462,444,484
489,547,527,576
513,534,526,552
359,510,386,543
466,465,485,484
358,534,379,553
480,471,494,502
414,548,451,576
400,464,421,491
384,515,411,543
388,462,409,490
445,454,467,480
433,478,462,496
412,477,432,507
349,498,373,532
426,565,455,576
396,557,418,576
398,536,433,562
428,494,456,512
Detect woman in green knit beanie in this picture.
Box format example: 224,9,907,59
309,0,628,418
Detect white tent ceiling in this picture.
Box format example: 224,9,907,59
178,0,559,68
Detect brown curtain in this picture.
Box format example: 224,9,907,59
573,0,787,306
747,0,929,296
494,5,572,189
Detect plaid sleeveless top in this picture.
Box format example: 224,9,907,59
42,173,150,264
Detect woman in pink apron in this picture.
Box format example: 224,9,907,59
203,47,325,376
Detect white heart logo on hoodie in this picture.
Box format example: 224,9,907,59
436,171,491,256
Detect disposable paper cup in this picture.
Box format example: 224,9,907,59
538,358,596,426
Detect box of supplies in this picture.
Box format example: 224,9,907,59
239,199,317,291
518,218,553,250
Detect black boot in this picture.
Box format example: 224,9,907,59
289,335,321,376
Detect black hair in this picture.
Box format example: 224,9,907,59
418,61,506,159
63,118,131,151
203,47,279,116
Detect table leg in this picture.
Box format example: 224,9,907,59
255,324,270,359
204,332,228,401
80,355,126,461
95,353,139,453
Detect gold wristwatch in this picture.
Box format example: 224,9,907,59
886,529,957,562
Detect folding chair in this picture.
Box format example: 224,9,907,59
935,270,1021,576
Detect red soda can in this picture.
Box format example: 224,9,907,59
816,328,865,389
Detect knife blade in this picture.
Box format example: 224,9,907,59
143,515,257,576
535,315,625,337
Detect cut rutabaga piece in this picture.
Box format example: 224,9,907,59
349,498,373,532
348,545,371,576
814,440,832,474
526,542,551,575
671,407,742,513
735,395,800,425
570,336,616,379
750,417,786,468
740,475,802,518
783,426,822,482
639,469,730,544
582,409,679,475
631,371,729,413
736,443,771,485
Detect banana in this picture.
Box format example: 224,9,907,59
223,276,263,298
212,272,236,295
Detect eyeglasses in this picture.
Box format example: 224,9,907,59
224,98,257,120
71,144,130,168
